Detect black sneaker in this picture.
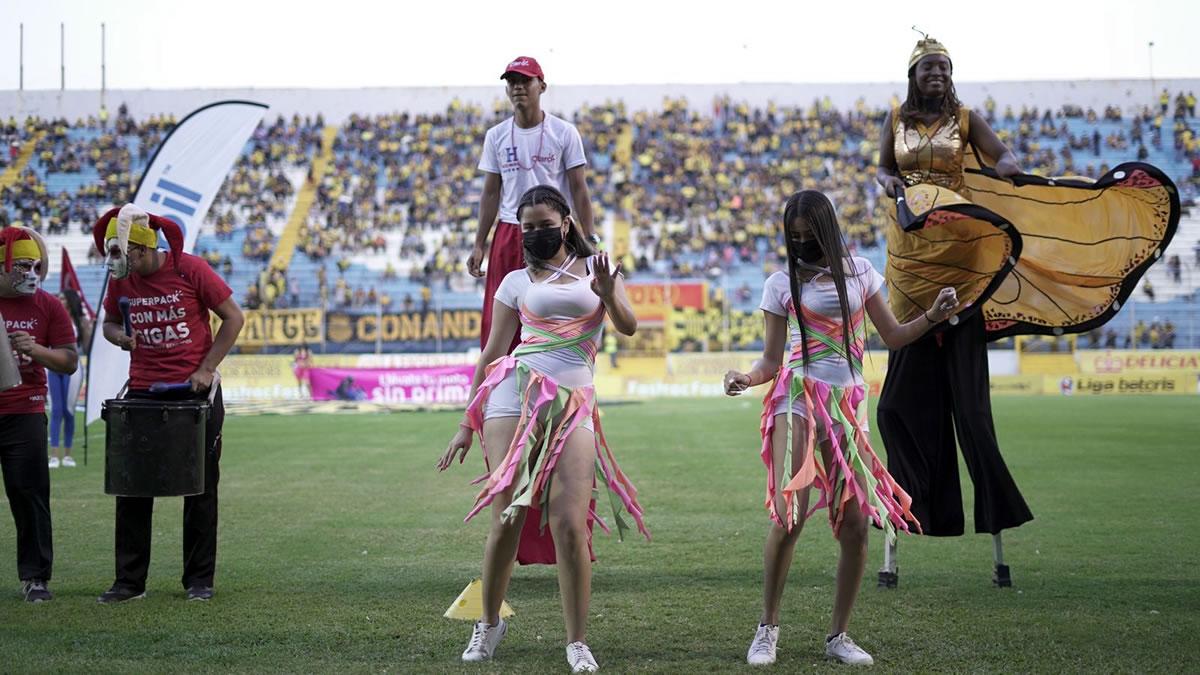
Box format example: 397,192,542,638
21,579,52,603
186,586,214,602
97,585,146,604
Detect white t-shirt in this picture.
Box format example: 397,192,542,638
494,256,602,389
760,257,884,387
478,113,587,223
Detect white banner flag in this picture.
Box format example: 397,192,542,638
85,100,267,425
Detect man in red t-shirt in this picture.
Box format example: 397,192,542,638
92,205,244,604
0,227,78,603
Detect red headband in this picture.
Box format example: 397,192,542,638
0,227,39,273
91,206,186,268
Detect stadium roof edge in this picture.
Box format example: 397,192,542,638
4,78,1199,123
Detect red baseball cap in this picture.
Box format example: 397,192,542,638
501,56,544,81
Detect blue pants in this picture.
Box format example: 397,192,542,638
47,370,74,449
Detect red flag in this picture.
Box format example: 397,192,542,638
60,247,95,320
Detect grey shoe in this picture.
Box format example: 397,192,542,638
97,585,146,604
21,579,52,603
186,586,214,601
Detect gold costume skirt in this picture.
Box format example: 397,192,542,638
887,148,1180,339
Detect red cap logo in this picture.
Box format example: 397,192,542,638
501,56,544,81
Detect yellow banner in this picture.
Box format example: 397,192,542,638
665,352,758,377
1076,350,1200,374
596,351,893,400
324,309,480,345
1050,372,1200,396
219,355,307,401
218,354,1200,403
215,308,324,347
989,374,1044,395
667,306,760,351
1019,353,1079,375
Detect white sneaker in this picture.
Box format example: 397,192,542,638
48,457,60,469
461,619,506,662
566,641,598,673
825,632,874,665
747,624,779,666
62,456,77,468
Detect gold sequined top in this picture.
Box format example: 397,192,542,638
892,105,971,191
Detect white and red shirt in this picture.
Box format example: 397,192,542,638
0,289,76,414
103,252,232,390
478,112,587,223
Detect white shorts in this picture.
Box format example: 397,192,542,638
771,391,868,443
483,369,595,432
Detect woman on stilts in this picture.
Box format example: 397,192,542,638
875,33,1176,586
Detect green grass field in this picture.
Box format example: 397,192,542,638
2,396,1198,673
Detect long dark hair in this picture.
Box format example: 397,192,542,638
61,288,89,348
515,185,595,270
782,190,858,378
899,64,963,127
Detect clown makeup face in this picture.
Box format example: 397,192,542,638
106,242,130,279
1,258,41,296
108,242,157,278
0,255,41,295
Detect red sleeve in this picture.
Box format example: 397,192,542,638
43,294,78,347
102,279,119,315
187,255,233,310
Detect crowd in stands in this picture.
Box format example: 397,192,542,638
291,91,1199,295
243,267,298,311
3,92,1199,326
1080,318,1181,350
1,104,172,239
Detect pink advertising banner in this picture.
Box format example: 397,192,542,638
306,365,475,405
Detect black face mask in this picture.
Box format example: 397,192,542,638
523,227,564,260
791,237,824,264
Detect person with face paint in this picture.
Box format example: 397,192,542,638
92,204,245,604
439,186,644,673
468,56,595,355
724,191,958,666
0,226,79,603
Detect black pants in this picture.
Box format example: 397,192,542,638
113,387,224,592
876,312,1034,536
1,414,52,581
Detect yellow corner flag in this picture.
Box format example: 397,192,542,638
443,578,515,621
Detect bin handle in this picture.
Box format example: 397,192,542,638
148,373,220,405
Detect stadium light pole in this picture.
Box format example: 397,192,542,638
60,23,66,91
1147,41,1155,99
101,23,107,107
18,23,23,92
